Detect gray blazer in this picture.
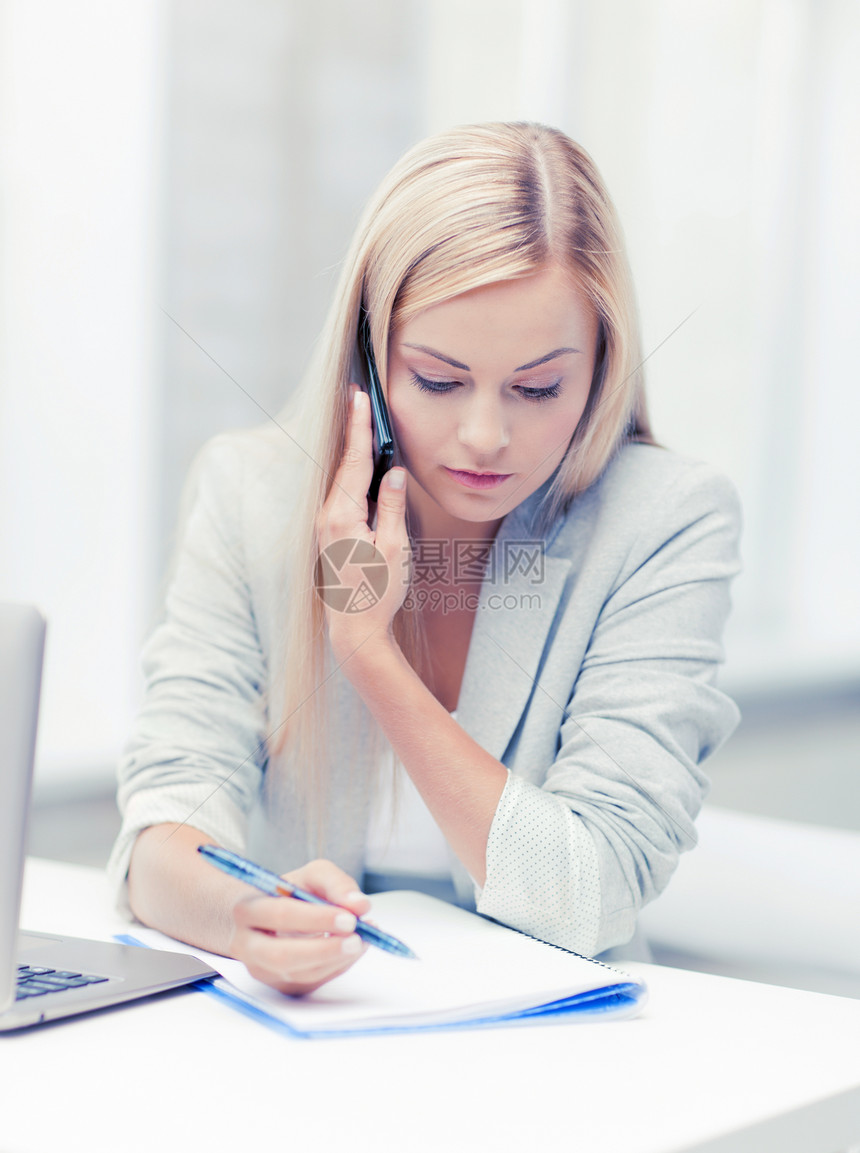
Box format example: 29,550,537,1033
109,425,741,959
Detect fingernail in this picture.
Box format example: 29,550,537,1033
346,890,367,905
341,934,362,955
353,389,365,409
334,911,357,933
388,469,405,490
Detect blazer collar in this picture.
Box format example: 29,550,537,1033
456,481,572,761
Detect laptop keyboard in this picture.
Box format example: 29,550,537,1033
16,965,109,1000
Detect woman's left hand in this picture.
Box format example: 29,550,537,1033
316,388,411,664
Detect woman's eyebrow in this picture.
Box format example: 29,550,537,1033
402,343,470,370
516,348,581,371
402,343,581,373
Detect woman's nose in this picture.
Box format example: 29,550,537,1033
457,395,510,455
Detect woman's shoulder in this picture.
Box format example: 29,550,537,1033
173,422,310,568
545,441,742,556
589,441,740,524
604,440,737,493
187,421,306,486
179,422,308,522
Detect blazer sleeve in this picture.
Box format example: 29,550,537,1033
106,435,269,914
476,462,742,956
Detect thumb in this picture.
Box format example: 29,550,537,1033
374,467,407,525
373,467,410,571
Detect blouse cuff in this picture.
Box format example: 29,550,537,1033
106,785,248,920
475,772,602,956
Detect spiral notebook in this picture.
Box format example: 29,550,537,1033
121,890,647,1038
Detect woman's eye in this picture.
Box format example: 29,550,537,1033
516,382,562,403
410,372,459,394
409,372,561,402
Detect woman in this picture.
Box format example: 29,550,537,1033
111,122,741,995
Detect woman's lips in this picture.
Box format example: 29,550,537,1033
444,467,513,490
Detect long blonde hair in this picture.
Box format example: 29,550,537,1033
270,121,653,821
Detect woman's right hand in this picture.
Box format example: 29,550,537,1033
229,858,372,996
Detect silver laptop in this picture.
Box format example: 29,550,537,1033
0,602,215,1031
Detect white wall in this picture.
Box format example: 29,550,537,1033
425,0,860,694
1,0,857,796
0,0,164,790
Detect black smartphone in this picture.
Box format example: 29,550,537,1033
360,312,395,502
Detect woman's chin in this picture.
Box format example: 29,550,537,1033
406,480,507,535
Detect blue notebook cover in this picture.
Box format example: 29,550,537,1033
117,890,647,1038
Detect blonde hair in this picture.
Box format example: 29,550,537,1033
269,121,653,827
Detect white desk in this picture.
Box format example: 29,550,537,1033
3,858,859,1153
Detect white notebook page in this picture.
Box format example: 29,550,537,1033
130,890,644,1032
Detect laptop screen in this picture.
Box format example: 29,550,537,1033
0,603,46,1013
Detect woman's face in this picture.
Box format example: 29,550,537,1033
386,263,600,539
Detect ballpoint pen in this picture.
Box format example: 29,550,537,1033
197,844,418,960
